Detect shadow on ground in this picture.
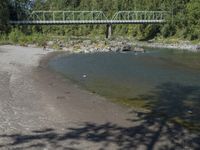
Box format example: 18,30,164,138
0,82,200,149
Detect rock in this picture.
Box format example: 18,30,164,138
109,41,116,46
62,47,69,51
47,41,54,46
83,49,90,53
102,48,109,52
68,41,75,45
147,39,155,43
134,47,145,53
83,40,92,46
122,44,132,52
108,46,118,52
116,42,123,46
82,74,87,78
98,41,106,46
116,47,121,52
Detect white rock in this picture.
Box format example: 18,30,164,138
47,41,54,46
82,74,87,78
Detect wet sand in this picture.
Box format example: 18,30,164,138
0,45,199,150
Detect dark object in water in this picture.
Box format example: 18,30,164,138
196,45,200,51
43,42,47,51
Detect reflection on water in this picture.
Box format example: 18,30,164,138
49,48,200,125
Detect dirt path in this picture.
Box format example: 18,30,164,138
0,45,199,150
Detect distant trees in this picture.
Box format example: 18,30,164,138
186,0,200,40
0,0,9,33
0,0,200,40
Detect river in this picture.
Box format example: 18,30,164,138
49,48,200,126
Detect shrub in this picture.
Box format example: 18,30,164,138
8,28,25,43
161,24,176,38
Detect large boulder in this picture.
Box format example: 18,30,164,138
122,44,132,52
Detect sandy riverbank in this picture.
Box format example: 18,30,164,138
0,45,134,149
0,45,199,150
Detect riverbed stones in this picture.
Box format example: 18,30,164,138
83,40,92,46
108,46,117,52
44,39,200,54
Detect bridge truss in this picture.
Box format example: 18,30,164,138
10,11,169,25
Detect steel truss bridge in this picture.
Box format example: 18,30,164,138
10,11,170,38
10,11,168,25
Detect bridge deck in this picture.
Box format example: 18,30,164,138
10,20,165,25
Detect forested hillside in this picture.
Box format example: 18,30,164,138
0,0,200,41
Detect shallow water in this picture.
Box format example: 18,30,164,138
49,48,200,124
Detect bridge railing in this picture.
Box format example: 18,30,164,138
28,11,108,21
112,11,168,21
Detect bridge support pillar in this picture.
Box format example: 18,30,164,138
106,24,112,39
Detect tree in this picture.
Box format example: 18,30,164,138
186,0,200,40
0,0,9,33
1,0,199,40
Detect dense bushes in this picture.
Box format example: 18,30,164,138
8,28,25,43
0,29,47,46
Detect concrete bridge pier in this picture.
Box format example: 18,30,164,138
106,24,112,39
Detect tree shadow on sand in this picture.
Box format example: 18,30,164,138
0,82,200,150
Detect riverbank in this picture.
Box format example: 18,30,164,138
0,45,199,149
24,38,200,54
2,36,200,54
0,45,135,149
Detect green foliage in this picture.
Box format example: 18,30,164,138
0,0,9,33
0,34,11,45
186,0,200,40
0,34,8,41
7,28,47,46
0,0,200,42
9,28,25,43
161,24,176,38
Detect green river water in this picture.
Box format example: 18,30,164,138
49,48,200,127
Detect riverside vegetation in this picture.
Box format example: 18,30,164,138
0,0,200,45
